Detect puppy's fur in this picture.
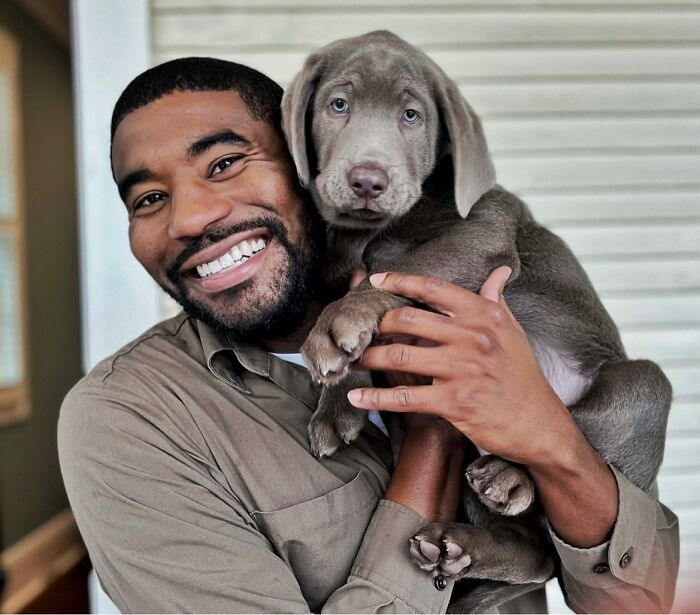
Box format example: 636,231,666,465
282,30,671,609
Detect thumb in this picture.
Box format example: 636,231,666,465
479,266,512,304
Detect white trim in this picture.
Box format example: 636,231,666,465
71,0,161,372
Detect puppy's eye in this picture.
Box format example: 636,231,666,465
330,98,349,114
402,109,421,124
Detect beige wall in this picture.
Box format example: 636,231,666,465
0,0,82,548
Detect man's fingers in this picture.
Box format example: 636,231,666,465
356,343,449,377
369,272,478,317
347,384,445,414
478,266,511,304
376,307,456,343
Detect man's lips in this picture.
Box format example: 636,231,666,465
187,238,272,293
179,228,270,276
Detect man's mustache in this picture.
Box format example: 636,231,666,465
166,215,290,284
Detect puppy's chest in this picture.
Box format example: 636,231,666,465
363,236,413,270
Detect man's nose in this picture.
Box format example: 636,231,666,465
167,185,230,240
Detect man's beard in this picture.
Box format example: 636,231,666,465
162,209,323,342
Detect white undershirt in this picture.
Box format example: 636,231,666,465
271,352,389,437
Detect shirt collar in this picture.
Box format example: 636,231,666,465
196,318,271,394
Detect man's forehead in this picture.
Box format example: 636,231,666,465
111,89,267,172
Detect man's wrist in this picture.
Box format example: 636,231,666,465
527,426,619,548
386,419,467,522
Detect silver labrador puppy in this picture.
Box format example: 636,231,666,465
281,30,671,603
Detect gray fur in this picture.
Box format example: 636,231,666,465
282,30,672,604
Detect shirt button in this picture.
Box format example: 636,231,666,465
434,574,448,591
619,551,633,569
593,563,610,574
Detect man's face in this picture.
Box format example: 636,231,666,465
111,89,321,340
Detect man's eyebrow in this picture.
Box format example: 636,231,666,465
187,129,251,160
117,169,153,202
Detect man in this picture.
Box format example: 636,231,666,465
58,57,678,613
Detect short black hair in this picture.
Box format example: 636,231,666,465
110,57,283,141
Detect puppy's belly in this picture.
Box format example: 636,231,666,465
531,341,592,407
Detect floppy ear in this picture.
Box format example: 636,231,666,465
281,53,325,188
431,66,496,217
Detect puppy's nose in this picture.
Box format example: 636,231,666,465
347,166,389,200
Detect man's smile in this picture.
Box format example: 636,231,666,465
179,228,274,294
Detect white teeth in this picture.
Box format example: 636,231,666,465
195,236,268,278
240,241,253,257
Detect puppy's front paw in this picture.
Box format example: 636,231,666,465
408,523,475,579
301,301,379,385
466,455,535,516
308,405,367,458
308,378,370,457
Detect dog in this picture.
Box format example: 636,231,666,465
281,30,672,606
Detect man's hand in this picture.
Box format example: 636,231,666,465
349,266,461,444
348,269,619,547
347,268,574,466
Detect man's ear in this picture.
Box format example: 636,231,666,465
281,52,325,188
427,61,496,217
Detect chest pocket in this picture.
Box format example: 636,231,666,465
251,472,380,611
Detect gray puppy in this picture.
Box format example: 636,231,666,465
281,30,672,602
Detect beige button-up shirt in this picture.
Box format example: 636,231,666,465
58,313,679,613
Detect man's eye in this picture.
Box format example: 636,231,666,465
133,192,166,212
210,155,242,177
330,98,349,114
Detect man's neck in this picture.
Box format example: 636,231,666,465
260,300,326,353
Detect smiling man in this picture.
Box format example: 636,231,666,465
58,58,678,613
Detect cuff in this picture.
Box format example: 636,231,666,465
549,465,656,589
350,500,454,614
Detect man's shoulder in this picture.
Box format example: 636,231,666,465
58,312,207,465
59,312,202,434
81,311,200,388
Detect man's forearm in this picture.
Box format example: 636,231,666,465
384,419,466,522
528,422,618,548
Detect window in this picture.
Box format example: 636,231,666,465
0,27,29,426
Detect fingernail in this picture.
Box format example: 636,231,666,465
369,272,388,287
347,389,362,405
502,266,512,279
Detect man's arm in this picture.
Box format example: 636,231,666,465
348,268,680,612
59,380,465,614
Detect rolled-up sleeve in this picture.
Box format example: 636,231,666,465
550,466,679,613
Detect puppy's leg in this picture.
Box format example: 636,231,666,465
466,455,535,517
301,280,409,385
409,518,553,584
571,359,672,491
308,371,371,458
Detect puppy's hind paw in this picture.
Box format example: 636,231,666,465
409,523,474,579
466,455,535,516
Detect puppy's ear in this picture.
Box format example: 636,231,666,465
281,52,325,188
430,65,496,217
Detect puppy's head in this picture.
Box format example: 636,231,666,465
281,30,496,230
